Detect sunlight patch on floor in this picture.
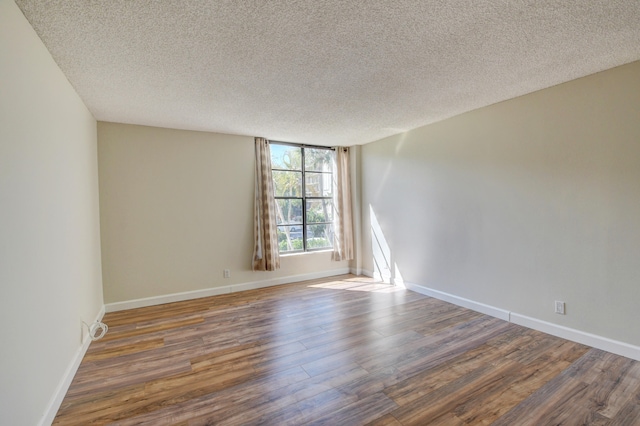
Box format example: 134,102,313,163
308,279,404,293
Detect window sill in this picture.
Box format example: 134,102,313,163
280,249,333,258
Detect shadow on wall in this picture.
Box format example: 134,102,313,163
370,205,404,287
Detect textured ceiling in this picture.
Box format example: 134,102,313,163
15,0,640,146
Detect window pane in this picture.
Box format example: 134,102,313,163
270,144,301,170
305,172,332,197
278,225,304,253
271,144,337,254
306,199,333,223
306,224,333,249
272,170,302,197
305,148,333,172
275,199,302,225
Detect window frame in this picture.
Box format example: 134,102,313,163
270,141,335,254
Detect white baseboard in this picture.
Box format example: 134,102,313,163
510,313,640,361
228,268,351,293
357,269,374,278
39,305,105,426
106,285,232,312
405,282,510,321
105,268,352,312
404,282,640,362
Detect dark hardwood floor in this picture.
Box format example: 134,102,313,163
54,275,640,425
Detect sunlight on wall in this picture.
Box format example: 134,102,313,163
370,205,404,287
394,262,405,287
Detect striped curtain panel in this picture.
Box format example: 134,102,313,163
332,147,355,261
252,137,280,271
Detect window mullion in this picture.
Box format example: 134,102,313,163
301,147,307,251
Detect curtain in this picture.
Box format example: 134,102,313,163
332,147,354,261
252,137,280,271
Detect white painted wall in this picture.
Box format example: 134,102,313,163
98,122,350,304
0,1,103,424
361,61,640,347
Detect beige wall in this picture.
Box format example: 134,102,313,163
98,123,349,304
361,61,640,347
0,1,103,424
4,0,638,417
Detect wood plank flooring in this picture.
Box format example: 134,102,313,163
54,275,640,425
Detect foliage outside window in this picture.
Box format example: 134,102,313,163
270,143,335,253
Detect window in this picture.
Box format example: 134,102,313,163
270,142,335,253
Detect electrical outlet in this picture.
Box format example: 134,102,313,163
554,301,566,315
223,269,230,278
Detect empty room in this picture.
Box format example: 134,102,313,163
2,0,640,424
